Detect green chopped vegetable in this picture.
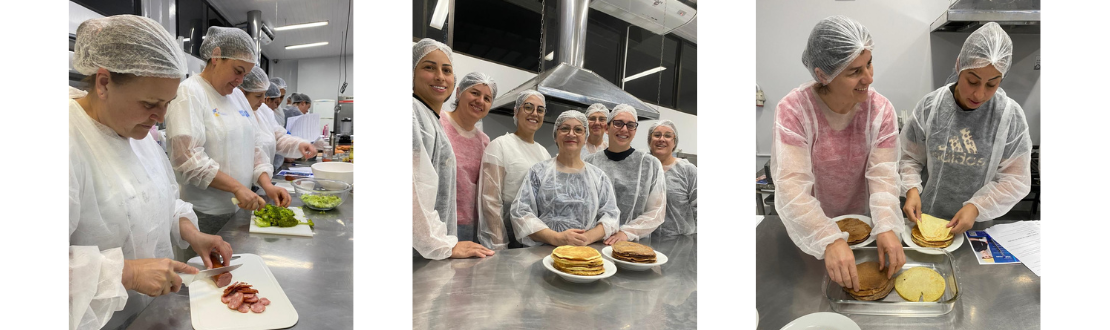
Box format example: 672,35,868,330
253,204,301,227
300,194,343,209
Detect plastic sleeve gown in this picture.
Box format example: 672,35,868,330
509,159,620,247
254,103,308,162
899,85,1032,221
412,97,459,260
584,149,667,241
770,82,903,259
440,114,491,244
476,133,552,250
165,75,273,215
580,139,607,158
655,159,698,237
69,94,198,330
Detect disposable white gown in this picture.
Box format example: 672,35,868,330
412,97,458,260
254,103,308,162
580,139,607,158
899,85,1031,220
655,159,697,237
69,92,198,330
770,82,903,259
165,75,272,215
584,149,667,241
510,159,620,247
477,133,551,250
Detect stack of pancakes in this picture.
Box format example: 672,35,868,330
836,218,872,245
895,267,946,302
911,214,954,248
843,261,895,301
611,241,657,263
551,246,604,276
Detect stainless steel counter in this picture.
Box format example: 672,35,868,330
126,181,354,329
756,216,1039,329
413,235,698,329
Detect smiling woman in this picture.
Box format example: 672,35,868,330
442,72,498,244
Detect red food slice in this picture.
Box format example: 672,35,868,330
227,292,244,309
260,298,271,306
244,296,259,304
237,303,250,313
221,295,231,304
212,272,233,288
250,302,266,313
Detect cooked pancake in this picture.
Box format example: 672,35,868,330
554,264,605,276
918,214,954,241
551,246,604,276
895,267,946,302
552,246,602,261
836,218,872,244
612,242,658,263
911,226,953,248
846,277,896,301
553,257,603,269
842,261,894,301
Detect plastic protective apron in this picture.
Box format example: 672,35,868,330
412,97,458,258
917,88,1008,219
70,100,180,330
656,160,697,237
510,160,617,246
584,150,663,225
808,100,874,217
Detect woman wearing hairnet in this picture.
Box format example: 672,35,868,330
647,120,697,237
239,67,316,178
164,26,275,234
900,22,1031,234
412,38,496,259
69,15,233,330
511,110,621,246
770,16,905,291
442,72,497,243
267,77,288,127
476,90,552,250
584,104,667,245
283,93,304,120
581,103,609,157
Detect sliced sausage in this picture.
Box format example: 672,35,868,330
260,298,271,306
212,273,233,288
250,302,266,313
244,296,259,304
237,303,251,313
227,292,244,309
221,295,231,304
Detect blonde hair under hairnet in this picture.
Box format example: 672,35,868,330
801,16,874,85
240,66,270,92
200,26,258,64
72,15,187,79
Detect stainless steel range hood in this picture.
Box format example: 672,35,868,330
931,0,1040,33
490,0,660,124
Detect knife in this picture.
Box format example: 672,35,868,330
180,256,243,285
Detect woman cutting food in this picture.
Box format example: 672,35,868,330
69,15,233,330
164,26,276,234
900,22,1032,234
511,110,621,247
646,120,697,237
770,16,905,291
476,90,553,250
412,38,495,259
442,72,497,243
239,66,316,182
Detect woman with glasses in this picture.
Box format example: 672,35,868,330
476,90,552,250
510,110,620,247
581,103,609,157
584,104,667,245
770,16,904,291
647,120,697,237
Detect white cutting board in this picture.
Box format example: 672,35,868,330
186,253,298,330
249,206,314,237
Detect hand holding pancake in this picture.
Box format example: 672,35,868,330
947,204,978,235
824,239,860,291
875,231,905,279
903,188,922,223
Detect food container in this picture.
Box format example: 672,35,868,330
823,247,960,316
292,178,351,211
311,161,353,185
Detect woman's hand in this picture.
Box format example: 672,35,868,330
824,239,859,291
233,187,265,211
262,185,291,207
903,188,922,223
188,232,234,269
559,229,589,246
604,231,629,245
947,204,978,235
451,241,495,259
122,258,197,297
875,231,905,279
298,142,317,160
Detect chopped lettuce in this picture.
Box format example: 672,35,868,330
300,194,343,209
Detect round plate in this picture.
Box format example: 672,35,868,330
542,255,617,283
600,246,669,271
830,214,876,248
779,312,860,330
902,222,965,255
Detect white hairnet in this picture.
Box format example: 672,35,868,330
957,22,1013,77
655,158,697,237
607,104,637,124
647,119,679,151
553,110,589,141
452,72,498,109
413,38,453,70
240,66,270,92
801,16,874,85
583,150,667,241
72,15,187,79
477,133,552,250
265,82,280,98
269,77,287,90
200,26,258,64
510,159,620,247
512,90,546,126
291,93,312,104
585,103,610,118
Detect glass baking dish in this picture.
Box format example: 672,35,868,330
823,247,960,316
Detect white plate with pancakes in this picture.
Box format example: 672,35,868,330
832,214,876,248
543,255,617,283
600,246,669,271
902,222,965,255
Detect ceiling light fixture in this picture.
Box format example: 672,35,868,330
286,42,329,50
273,21,329,31
622,66,666,82
430,0,449,29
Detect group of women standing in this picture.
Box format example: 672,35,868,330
69,15,315,329
771,16,1032,291
411,39,699,260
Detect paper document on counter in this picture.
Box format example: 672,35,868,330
964,230,1020,265
984,221,1040,276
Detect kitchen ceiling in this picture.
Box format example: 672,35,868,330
207,0,353,60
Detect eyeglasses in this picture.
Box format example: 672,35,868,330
521,103,546,115
651,132,675,139
557,126,586,135
611,120,638,130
